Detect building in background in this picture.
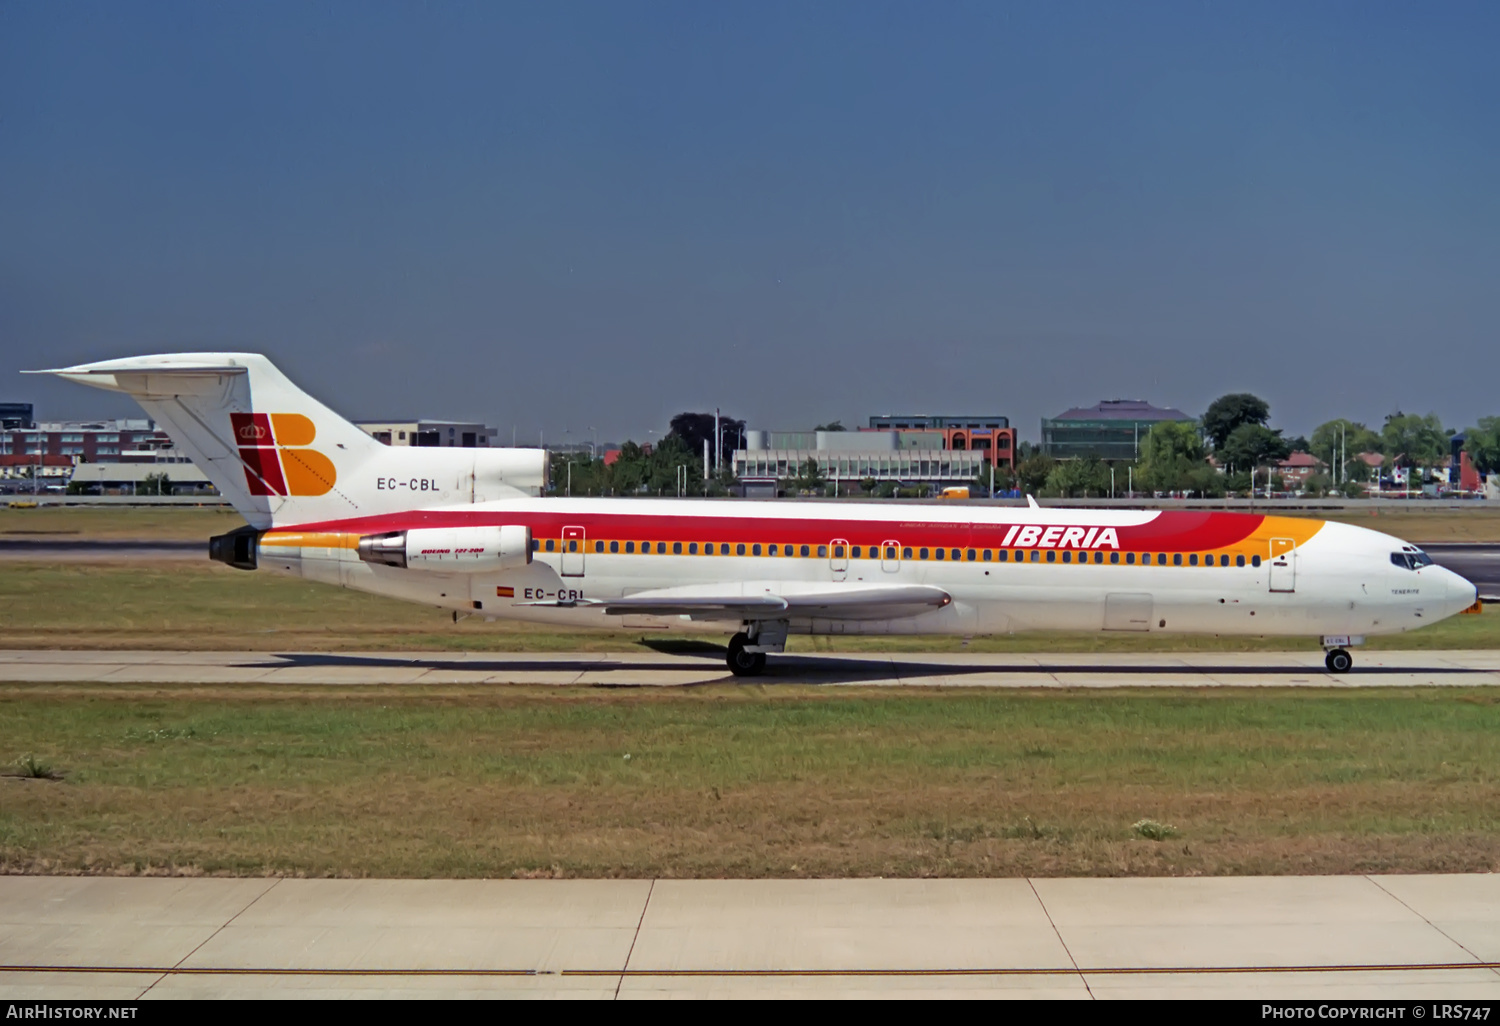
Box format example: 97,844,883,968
1041,400,1195,461
0,454,72,486
0,418,171,461
1275,451,1326,488
864,414,1016,471
734,428,989,495
356,420,498,447
67,459,213,495
0,403,35,430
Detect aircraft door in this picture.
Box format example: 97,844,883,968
1103,592,1153,631
829,538,849,581
1268,537,1295,592
880,539,901,573
561,525,585,577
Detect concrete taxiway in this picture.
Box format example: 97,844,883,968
1,875,1498,999
2,648,1499,688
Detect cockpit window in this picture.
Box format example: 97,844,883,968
1391,551,1435,570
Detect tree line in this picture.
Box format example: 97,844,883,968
1011,394,1500,499
545,398,1500,499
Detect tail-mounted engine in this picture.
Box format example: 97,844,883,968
356,525,532,572
209,526,261,571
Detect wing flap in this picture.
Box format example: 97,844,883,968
539,583,952,621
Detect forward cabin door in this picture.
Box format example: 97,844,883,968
829,538,850,581
1268,537,1296,592
561,525,586,577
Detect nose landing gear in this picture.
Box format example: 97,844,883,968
1324,648,1353,673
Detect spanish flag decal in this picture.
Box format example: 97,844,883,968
496,586,514,598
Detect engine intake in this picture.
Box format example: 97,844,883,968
356,526,533,572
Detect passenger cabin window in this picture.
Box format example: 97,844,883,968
595,541,605,553
903,547,912,560
967,549,977,561
1061,551,1071,563
1251,555,1261,567
546,539,556,552
769,545,778,556
1046,551,1056,562
997,550,1007,562
833,545,845,558
1125,553,1135,564
934,548,944,560
1111,552,1119,564
800,545,811,557
1189,554,1198,566
673,542,682,554
624,542,634,553
1236,555,1245,567
736,544,746,556
919,548,929,560
1173,554,1183,566
531,539,540,552
689,543,698,554
610,541,620,553
753,544,762,556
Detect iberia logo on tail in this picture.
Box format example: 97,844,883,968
230,413,337,497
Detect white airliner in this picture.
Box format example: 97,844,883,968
36,353,1479,676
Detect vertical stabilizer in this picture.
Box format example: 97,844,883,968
34,352,549,527
33,353,383,528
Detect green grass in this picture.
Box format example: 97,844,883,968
0,506,243,541
1,560,1495,652
3,684,1498,878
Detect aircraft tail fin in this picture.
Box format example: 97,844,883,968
30,353,547,529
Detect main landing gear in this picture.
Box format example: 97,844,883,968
1325,649,1354,673
726,632,767,677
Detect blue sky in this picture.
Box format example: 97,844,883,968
3,1,1496,443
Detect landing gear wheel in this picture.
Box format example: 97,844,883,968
1325,649,1353,673
726,632,767,678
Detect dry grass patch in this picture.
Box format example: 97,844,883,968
2,683,1498,878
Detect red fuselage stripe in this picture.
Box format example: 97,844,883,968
289,509,1270,554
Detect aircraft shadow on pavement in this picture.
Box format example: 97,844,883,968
247,653,711,674
754,656,1484,685
243,651,1487,687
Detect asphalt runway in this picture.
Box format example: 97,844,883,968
2,876,1497,999
0,538,202,560
2,649,1499,687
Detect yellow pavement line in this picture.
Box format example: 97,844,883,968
4,962,1498,977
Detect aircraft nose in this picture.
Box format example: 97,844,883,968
1448,569,1478,611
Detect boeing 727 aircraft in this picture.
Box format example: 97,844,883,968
35,353,1480,676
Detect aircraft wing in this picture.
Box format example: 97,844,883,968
522,582,952,621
